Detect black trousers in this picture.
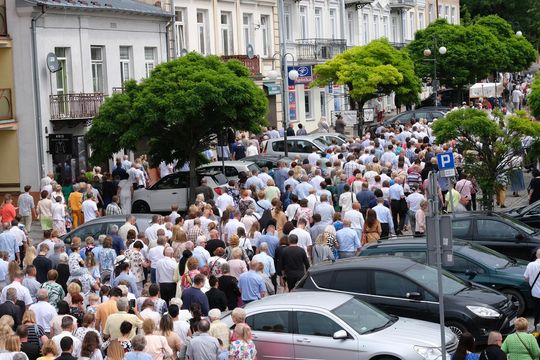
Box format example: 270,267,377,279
159,282,176,305
391,199,407,234
286,273,303,292
380,223,390,239
534,297,540,328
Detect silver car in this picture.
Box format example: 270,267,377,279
222,291,457,360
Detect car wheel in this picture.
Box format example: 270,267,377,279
132,201,150,213
372,357,400,360
445,321,468,338
501,288,526,316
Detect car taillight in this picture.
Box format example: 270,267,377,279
214,187,223,195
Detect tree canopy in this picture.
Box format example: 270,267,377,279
461,0,540,50
86,53,268,192
528,77,540,119
312,38,421,112
407,18,535,90
432,109,534,210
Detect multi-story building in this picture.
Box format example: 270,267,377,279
7,0,171,189
0,0,19,193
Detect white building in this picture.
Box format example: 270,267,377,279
9,0,171,188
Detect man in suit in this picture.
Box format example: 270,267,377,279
0,288,22,329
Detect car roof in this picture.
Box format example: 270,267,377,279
309,256,420,273
199,161,256,167
245,291,352,311
362,237,476,253
81,213,154,225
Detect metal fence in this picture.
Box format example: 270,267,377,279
49,93,104,120
295,38,347,61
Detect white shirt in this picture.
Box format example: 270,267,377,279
174,319,191,343
339,192,358,213
140,308,161,326
224,219,245,241
406,192,425,212
29,301,57,332
147,245,165,269
308,152,319,166
51,202,65,222
289,228,312,253
9,226,26,247
0,259,7,282
344,209,365,230
52,331,82,357
82,199,98,222
215,193,234,213
156,257,177,283
38,239,55,257
246,145,259,156
119,222,138,242
0,280,32,305
525,259,540,298
285,203,301,221
309,176,325,190
145,223,162,244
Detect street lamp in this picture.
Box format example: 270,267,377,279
516,31,523,37
424,42,447,106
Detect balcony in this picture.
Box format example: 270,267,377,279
295,38,347,62
344,0,374,9
391,41,410,49
389,0,417,10
221,55,261,77
49,93,104,121
0,0,7,37
0,88,12,120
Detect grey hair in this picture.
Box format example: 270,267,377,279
72,183,80,191
259,242,268,251
6,288,17,302
116,297,129,311
131,335,147,351
111,225,119,232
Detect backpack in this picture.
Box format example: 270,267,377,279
238,199,251,216
258,208,274,233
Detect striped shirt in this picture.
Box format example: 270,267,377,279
105,202,123,216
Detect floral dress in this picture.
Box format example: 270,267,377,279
41,281,65,309
125,249,146,283
99,248,116,276
229,339,257,360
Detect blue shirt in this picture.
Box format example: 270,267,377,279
372,204,394,231
356,190,377,209
388,183,405,200
335,227,360,252
273,168,290,192
112,272,140,297
125,352,152,360
294,182,314,200
182,287,210,315
0,231,18,261
112,235,125,255
256,234,279,257
238,270,265,301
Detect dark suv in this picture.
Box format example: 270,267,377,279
359,238,532,316
295,257,517,342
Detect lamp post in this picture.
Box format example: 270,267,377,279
424,41,447,106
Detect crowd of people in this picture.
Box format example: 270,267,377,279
0,104,535,360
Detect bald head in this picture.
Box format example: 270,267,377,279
164,247,174,257
37,288,48,302
487,331,502,346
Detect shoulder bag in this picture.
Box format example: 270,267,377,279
515,332,535,360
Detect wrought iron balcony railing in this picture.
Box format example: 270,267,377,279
295,38,347,61
221,55,261,77
49,93,104,120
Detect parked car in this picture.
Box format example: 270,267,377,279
365,108,448,133
242,154,294,170
260,136,327,160
60,213,153,244
450,212,540,261
295,256,517,342
131,170,227,213
506,200,540,229
310,132,348,147
197,160,260,181
359,238,532,316
221,291,458,360
420,88,466,108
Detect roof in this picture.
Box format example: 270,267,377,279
23,0,172,18
245,291,352,311
309,256,419,273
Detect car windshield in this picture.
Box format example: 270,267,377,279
312,138,328,150
331,297,393,335
212,173,228,185
314,136,332,146
403,263,468,295
498,214,537,235
247,163,261,173
457,243,510,269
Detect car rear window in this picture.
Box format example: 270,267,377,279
212,173,228,185
247,163,261,173
311,271,333,289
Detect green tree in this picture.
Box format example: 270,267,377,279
87,53,268,201
528,77,540,119
312,38,421,132
432,108,532,210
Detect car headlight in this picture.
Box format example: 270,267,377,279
466,305,500,318
413,345,447,360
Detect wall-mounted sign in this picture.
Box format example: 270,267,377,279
48,134,73,155
287,65,313,86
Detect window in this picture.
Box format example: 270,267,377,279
383,16,389,37
67,223,103,244
320,90,326,119
334,270,369,293
247,311,290,333
445,6,450,20
347,12,354,44
243,13,253,50
312,271,333,288
445,255,483,274
428,4,434,22
452,220,471,239
155,174,188,189
292,140,315,154
284,5,292,41
304,91,312,119
299,6,308,39
315,8,323,38
391,16,398,43
373,271,418,298
260,15,271,57
363,14,369,44
55,47,70,95
175,8,187,54
391,251,427,264
296,312,343,337
409,12,415,40
221,12,233,56
329,9,337,39
476,220,519,240
419,12,425,30
438,5,443,18
373,15,379,39
197,10,209,55
144,47,156,78
90,46,104,93
119,46,132,84
451,6,456,24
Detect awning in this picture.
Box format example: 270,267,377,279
264,83,281,96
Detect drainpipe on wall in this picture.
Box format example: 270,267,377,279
31,5,46,179
340,0,346,42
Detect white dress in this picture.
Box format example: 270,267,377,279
118,179,132,214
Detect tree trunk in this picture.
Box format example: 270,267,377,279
357,101,366,137
480,184,495,211
188,152,198,206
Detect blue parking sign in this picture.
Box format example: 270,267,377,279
436,152,455,177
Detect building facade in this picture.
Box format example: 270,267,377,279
8,0,170,189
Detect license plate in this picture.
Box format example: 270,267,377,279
510,317,516,327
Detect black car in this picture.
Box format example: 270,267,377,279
242,154,294,171
359,238,532,316
295,257,517,342
365,108,448,132
450,212,540,261
506,200,540,229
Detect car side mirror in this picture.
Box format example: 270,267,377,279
406,292,423,301
333,330,349,340
464,269,478,279
515,233,524,243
